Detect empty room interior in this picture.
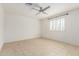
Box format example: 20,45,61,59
0,3,79,56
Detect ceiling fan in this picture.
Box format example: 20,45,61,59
25,3,50,15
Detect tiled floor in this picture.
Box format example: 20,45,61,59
0,38,79,56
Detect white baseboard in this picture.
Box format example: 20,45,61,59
42,37,79,47
4,35,40,43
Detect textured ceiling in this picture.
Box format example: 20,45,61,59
2,3,79,19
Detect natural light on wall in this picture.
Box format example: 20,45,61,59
50,17,65,32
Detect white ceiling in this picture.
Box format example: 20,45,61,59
2,3,79,19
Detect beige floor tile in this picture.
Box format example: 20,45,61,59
0,38,79,56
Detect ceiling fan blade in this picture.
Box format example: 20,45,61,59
42,11,48,14
25,3,32,5
42,6,50,11
32,8,39,11
36,12,40,15
25,3,41,8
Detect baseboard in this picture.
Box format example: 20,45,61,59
42,37,79,47
4,35,40,43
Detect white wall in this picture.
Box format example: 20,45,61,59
4,13,40,42
41,8,79,46
3,4,79,46
0,4,4,50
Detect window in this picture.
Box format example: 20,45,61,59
50,17,65,31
